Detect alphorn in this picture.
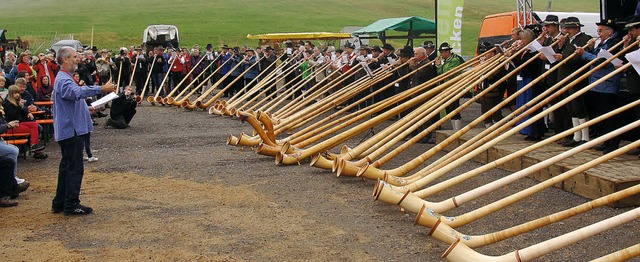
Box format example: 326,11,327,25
333,50,503,174
591,243,640,262
414,98,640,199
212,52,287,114
373,64,639,214
374,122,640,219
195,55,267,109
148,57,176,105
116,60,123,93
442,207,640,262
355,39,561,179
194,56,262,109
416,183,640,248
224,51,301,110
358,39,633,182
160,54,207,104
166,56,219,105
128,57,138,87
181,56,250,110
135,54,156,103
393,38,629,182
173,56,233,107
277,52,488,164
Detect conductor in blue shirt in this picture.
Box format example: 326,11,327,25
52,46,115,216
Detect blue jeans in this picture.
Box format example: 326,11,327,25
0,143,19,177
52,135,86,212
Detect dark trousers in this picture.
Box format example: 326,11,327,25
170,71,184,92
445,98,462,120
151,73,164,94
84,133,93,158
0,156,17,198
109,109,137,129
53,135,86,212
134,73,146,95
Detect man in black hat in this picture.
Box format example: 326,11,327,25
115,48,132,90
435,42,465,130
539,14,568,137
554,16,593,147
423,41,437,61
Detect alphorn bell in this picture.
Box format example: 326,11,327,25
148,56,176,105
415,183,640,248
441,207,640,262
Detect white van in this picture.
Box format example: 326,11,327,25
50,39,83,53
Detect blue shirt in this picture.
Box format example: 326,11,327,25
53,69,102,141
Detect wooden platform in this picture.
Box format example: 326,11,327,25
436,129,640,207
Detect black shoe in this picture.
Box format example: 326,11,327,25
603,148,617,154
31,143,45,152
0,196,18,207
96,112,108,118
11,181,29,198
524,136,542,141
591,144,606,151
33,152,48,159
64,205,93,216
562,140,581,147
51,206,64,213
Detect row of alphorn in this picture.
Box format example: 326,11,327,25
134,37,640,261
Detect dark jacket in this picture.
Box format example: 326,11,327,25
2,99,29,122
110,92,137,118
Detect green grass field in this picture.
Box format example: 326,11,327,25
0,0,598,56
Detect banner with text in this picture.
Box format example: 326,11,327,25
437,0,465,54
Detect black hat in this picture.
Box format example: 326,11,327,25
596,18,617,29
221,44,230,49
91,46,98,51
399,46,413,58
371,46,382,52
541,15,559,26
624,15,640,29
206,43,213,49
245,48,254,53
478,41,493,53
382,43,395,50
439,42,453,51
423,40,435,49
264,46,274,51
561,17,584,28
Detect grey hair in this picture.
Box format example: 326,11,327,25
413,47,427,57
56,46,76,64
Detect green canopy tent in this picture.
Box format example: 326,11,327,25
351,16,436,47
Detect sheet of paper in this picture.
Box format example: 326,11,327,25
360,61,374,78
91,92,118,108
528,40,543,52
597,49,623,67
539,46,557,64
626,49,640,75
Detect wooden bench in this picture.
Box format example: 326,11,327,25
35,119,54,144
1,133,31,159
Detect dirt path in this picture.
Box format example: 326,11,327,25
2,103,638,261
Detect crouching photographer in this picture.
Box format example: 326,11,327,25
106,86,137,129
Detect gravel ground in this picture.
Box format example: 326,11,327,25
1,95,639,261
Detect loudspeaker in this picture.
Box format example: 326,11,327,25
600,0,638,21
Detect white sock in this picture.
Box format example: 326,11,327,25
579,118,589,141
572,118,581,141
